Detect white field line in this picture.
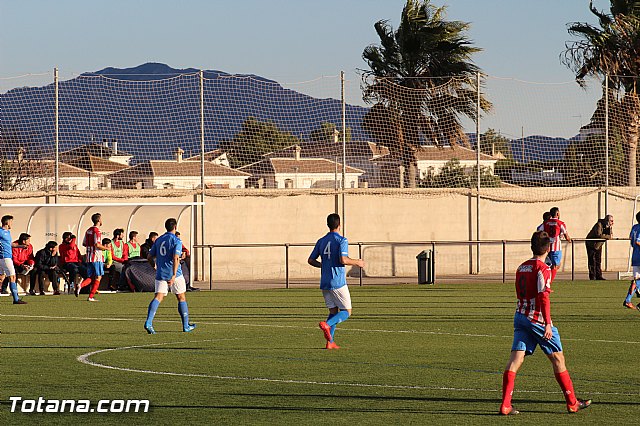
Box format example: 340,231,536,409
75,339,640,397
2,313,640,345
0,314,640,345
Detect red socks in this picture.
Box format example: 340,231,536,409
554,370,578,406
89,278,101,298
78,278,92,291
501,370,516,409
550,268,557,283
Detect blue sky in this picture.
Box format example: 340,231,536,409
0,0,612,137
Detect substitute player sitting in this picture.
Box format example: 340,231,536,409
499,231,590,415
143,218,195,334
308,213,364,350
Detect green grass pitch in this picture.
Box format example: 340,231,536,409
1,280,639,425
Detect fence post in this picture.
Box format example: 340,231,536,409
285,243,289,289
54,67,59,202
358,242,363,286
605,75,610,272
476,71,481,275
502,240,506,283
209,246,213,290
431,241,436,284
571,239,575,281
199,70,206,282
341,71,346,235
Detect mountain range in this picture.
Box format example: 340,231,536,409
0,63,369,162
1,62,575,164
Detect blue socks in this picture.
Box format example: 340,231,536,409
626,282,639,304
327,311,350,327
9,282,19,303
178,301,189,329
146,299,160,326
326,312,337,341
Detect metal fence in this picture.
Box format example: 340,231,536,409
194,237,627,289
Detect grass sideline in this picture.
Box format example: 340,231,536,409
1,280,639,425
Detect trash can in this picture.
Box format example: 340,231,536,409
416,249,434,284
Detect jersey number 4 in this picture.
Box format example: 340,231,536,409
323,242,331,259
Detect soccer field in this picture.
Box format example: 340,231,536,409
1,281,638,425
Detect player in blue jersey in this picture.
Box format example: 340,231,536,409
623,211,640,310
143,218,196,334
0,215,27,305
308,213,364,349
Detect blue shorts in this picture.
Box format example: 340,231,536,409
87,261,104,278
547,251,562,267
511,312,563,355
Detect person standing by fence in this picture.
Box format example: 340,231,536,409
585,215,613,281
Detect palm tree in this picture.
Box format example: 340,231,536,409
563,0,640,186
361,0,491,187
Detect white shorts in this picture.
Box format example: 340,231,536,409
0,258,16,277
155,275,187,295
322,286,352,310
633,266,640,280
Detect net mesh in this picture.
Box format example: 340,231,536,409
0,70,638,201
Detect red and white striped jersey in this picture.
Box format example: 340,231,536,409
543,218,567,252
515,258,551,325
83,226,104,263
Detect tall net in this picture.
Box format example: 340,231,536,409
0,68,639,201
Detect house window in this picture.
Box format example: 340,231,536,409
163,183,174,189
284,179,294,189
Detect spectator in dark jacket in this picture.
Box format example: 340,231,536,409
140,232,158,260
585,215,614,280
1,233,35,294
31,241,60,295
59,232,87,293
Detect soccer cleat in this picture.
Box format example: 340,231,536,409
567,399,591,413
13,299,27,305
499,405,519,416
318,321,332,342
183,323,196,333
144,323,156,334
87,297,99,302
325,341,340,350
636,303,640,312
623,301,636,309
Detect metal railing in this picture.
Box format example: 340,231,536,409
194,237,627,289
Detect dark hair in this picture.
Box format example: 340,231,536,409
550,207,560,218
19,233,30,243
113,228,124,238
327,213,340,230
45,240,58,250
165,218,177,232
62,231,72,240
149,232,158,239
102,238,111,246
531,231,551,256
636,211,640,224
128,231,138,240
1,215,13,225
91,213,101,225
543,211,552,221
